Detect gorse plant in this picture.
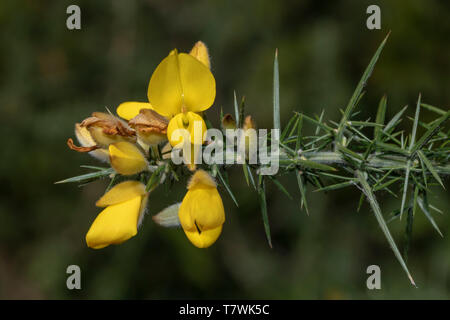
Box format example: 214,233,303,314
57,35,449,286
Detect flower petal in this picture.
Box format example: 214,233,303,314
183,225,222,248
147,50,184,118
167,112,206,147
109,141,148,175
86,196,142,249
178,53,215,112
179,172,225,233
179,186,225,231
117,102,154,121
148,50,215,117
96,181,147,207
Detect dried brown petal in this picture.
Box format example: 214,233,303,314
67,138,99,153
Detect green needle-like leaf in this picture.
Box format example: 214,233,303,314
296,114,303,150
417,194,443,237
80,165,109,171
375,95,387,142
336,32,390,144
239,96,245,128
233,90,239,126
420,103,446,115
258,176,273,248
216,167,239,207
281,113,298,142
400,160,411,220
273,49,280,131
383,105,408,135
409,94,422,152
297,159,336,172
410,110,450,155
55,168,115,184
242,161,250,186
296,170,309,215
404,208,414,262
356,170,416,287
417,150,445,189
314,181,355,192
268,176,293,200
373,176,402,192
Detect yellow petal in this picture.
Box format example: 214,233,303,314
178,53,216,113
96,181,147,207
167,112,206,147
189,41,211,69
147,50,183,118
117,102,154,121
109,142,148,175
148,50,215,117
183,225,222,248
179,184,225,231
86,196,142,249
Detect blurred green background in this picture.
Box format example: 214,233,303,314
0,0,449,299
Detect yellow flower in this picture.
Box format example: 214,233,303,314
179,170,225,248
109,141,148,175
86,181,148,249
147,43,215,148
115,41,212,123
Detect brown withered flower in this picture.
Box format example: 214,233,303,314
66,123,110,162
79,112,136,148
128,109,169,146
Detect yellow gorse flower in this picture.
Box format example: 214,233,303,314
115,41,214,171
86,181,148,249
116,41,213,121
179,170,225,248
148,46,215,147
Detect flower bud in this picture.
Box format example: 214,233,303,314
242,115,257,160
189,41,211,69
221,114,236,130
243,115,256,131
152,203,181,228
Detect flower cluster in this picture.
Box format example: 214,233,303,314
68,41,225,249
